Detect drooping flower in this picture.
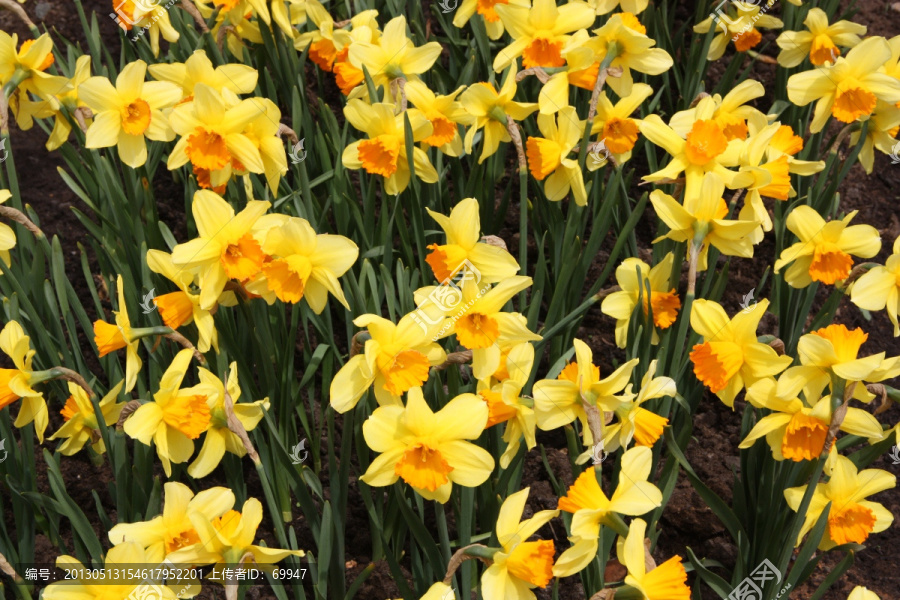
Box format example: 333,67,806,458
776,8,866,67
46,55,92,151
148,49,258,102
669,80,766,143
586,13,674,96
525,107,588,205
347,16,442,93
0,32,70,105
584,83,654,167
482,488,559,599
850,235,900,336
553,447,662,576
93,274,143,393
784,455,895,549
0,190,18,265
774,205,881,288
602,360,676,453
404,81,474,156
617,519,691,600
848,100,900,174
359,387,494,503
50,381,125,456
0,320,47,440
693,1,783,61
109,0,180,56
689,299,792,407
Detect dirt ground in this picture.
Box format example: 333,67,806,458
1,0,899,599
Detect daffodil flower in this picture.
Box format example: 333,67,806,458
332,18,380,95
602,360,676,453
478,343,539,468
170,190,271,310
294,0,353,71
42,543,179,600
536,40,601,115
424,197,519,284
271,0,318,38
78,60,181,168
50,381,125,456
341,100,438,195
785,454,895,549
404,81,474,156
616,519,691,600
148,49,258,101
492,0,596,72
452,0,530,40
243,216,358,311
589,0,647,14
418,582,455,600
787,36,900,133
601,253,681,348
587,14,673,97
650,172,759,270
123,349,211,477
110,0,180,56
196,0,265,59
94,274,143,393
848,587,882,600
693,1,783,61
108,481,236,562
168,84,269,190
46,55,92,151
525,107,588,205
740,373,883,461
851,235,900,336
553,447,662,576
188,363,270,478
0,32,70,104
0,190,18,265
330,312,447,412
0,320,48,440
167,497,304,567
586,82,654,168
774,205,881,287
533,338,638,444
482,487,559,598
669,80,766,142
848,100,900,174
776,8,866,67
360,386,494,503
460,66,538,163
689,299,793,408
348,16,442,92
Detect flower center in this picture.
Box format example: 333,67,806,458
358,134,402,178
558,470,609,513
479,389,518,427
154,291,195,330
810,34,840,66
425,243,469,284
455,312,500,349
771,125,804,156
759,156,792,200
715,113,748,142
60,396,80,422
809,243,853,284
828,503,876,545
781,412,829,461
423,116,457,148
526,137,562,180
121,98,151,136
0,369,18,408
633,406,669,447
641,556,691,600
334,61,364,95
221,233,267,281
262,256,312,303
309,39,338,72
557,361,600,385
507,540,555,588
186,129,231,171
685,120,728,165
733,28,762,52
810,324,868,364
164,528,201,554
476,0,509,22
522,36,565,69
568,62,600,90
602,117,640,155
379,350,431,396
618,12,646,35
93,320,128,357
689,341,743,393
833,82,877,123
18,39,54,71
162,394,211,439
394,443,453,492
644,289,681,329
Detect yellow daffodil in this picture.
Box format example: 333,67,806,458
148,49,258,101
234,97,289,192
774,206,881,287
0,190,17,265
418,582,455,600
482,487,559,598
785,454,895,549
110,0,180,56
787,36,900,133
166,497,304,566
640,114,750,192
740,373,883,461
188,363,270,478
590,0,647,14
341,100,438,195
693,1,783,60
791,324,900,403
42,543,178,600
197,0,265,59
602,360,676,453
601,253,681,348
535,40,600,115
50,381,125,456
587,14,674,97
744,117,824,177
271,0,316,37
170,190,271,310
452,0,530,40
0,32,70,104
330,312,447,412
167,84,268,190
478,343,538,468
650,172,759,270
359,386,494,503
332,16,380,95
848,100,900,174
347,16,442,92
848,588,881,600
492,0,596,72
108,481,236,562
776,8,865,67
294,0,353,71
881,34,900,80
669,80,766,142
585,82,654,168
78,60,181,168
533,338,638,445
123,349,211,477
46,55,92,151
0,320,47,440
460,66,539,163
851,236,900,335
526,106,588,205
404,81,474,156
617,519,691,600
425,197,519,284
553,447,662,576
243,216,358,311
689,299,792,407
94,274,143,393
